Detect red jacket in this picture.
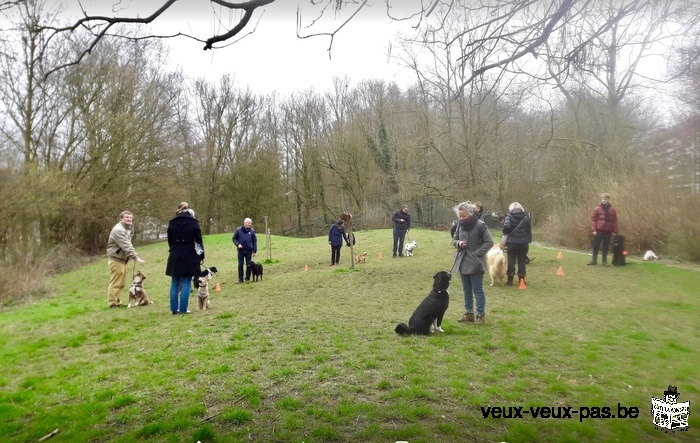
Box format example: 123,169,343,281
591,203,618,234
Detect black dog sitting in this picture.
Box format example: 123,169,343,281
612,235,626,267
395,271,451,335
193,266,218,289
248,261,263,282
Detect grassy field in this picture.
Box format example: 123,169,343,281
0,228,698,443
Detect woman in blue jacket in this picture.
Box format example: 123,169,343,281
328,220,350,266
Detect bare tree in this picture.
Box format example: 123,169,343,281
279,90,331,233
186,75,262,234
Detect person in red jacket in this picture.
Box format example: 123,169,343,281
587,193,618,267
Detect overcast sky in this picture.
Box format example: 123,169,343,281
169,2,417,95
52,1,673,102
61,0,418,96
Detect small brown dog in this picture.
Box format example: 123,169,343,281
355,252,368,264
197,276,211,310
127,270,152,307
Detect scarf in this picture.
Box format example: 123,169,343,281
459,216,478,232
601,203,611,221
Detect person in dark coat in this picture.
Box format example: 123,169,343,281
392,205,411,257
165,202,204,314
328,219,350,266
232,218,257,283
503,202,532,286
587,192,618,266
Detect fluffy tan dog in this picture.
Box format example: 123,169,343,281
487,245,507,287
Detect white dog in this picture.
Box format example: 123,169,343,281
643,250,659,261
487,245,507,286
405,241,418,257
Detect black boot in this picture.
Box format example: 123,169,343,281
507,276,514,286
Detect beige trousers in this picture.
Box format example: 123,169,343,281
107,258,127,307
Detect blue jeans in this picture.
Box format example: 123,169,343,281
460,272,486,317
238,249,253,282
170,276,191,313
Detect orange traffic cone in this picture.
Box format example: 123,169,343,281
557,251,563,259
378,252,383,259
518,278,527,289
304,265,309,271
215,283,221,291
557,266,564,276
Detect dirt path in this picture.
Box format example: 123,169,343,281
531,241,700,272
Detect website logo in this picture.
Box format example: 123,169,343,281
651,385,689,432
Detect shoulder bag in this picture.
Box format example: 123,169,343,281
500,217,526,247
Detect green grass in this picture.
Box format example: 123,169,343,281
1,228,698,442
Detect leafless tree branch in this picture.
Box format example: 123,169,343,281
453,0,577,98
296,0,369,59
37,0,276,78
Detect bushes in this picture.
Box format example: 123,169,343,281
663,196,700,262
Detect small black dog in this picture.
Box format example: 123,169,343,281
248,261,263,282
395,271,451,335
193,266,218,289
612,235,626,267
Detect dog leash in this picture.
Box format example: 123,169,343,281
448,250,463,277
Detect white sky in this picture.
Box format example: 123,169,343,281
45,1,677,102
61,0,419,96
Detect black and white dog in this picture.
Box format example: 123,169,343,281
405,241,418,257
193,266,218,289
395,271,451,335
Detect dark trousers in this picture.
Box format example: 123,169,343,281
330,245,342,264
507,243,529,277
592,232,612,263
237,249,253,282
393,228,407,256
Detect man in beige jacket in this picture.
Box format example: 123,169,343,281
106,211,145,308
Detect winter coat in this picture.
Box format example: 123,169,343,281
451,218,494,275
165,212,204,278
233,225,257,252
503,210,532,245
591,203,618,234
107,221,139,264
328,224,349,247
392,209,411,230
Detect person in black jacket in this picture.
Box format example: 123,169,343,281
502,202,532,286
392,205,411,257
232,218,258,283
165,202,204,314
